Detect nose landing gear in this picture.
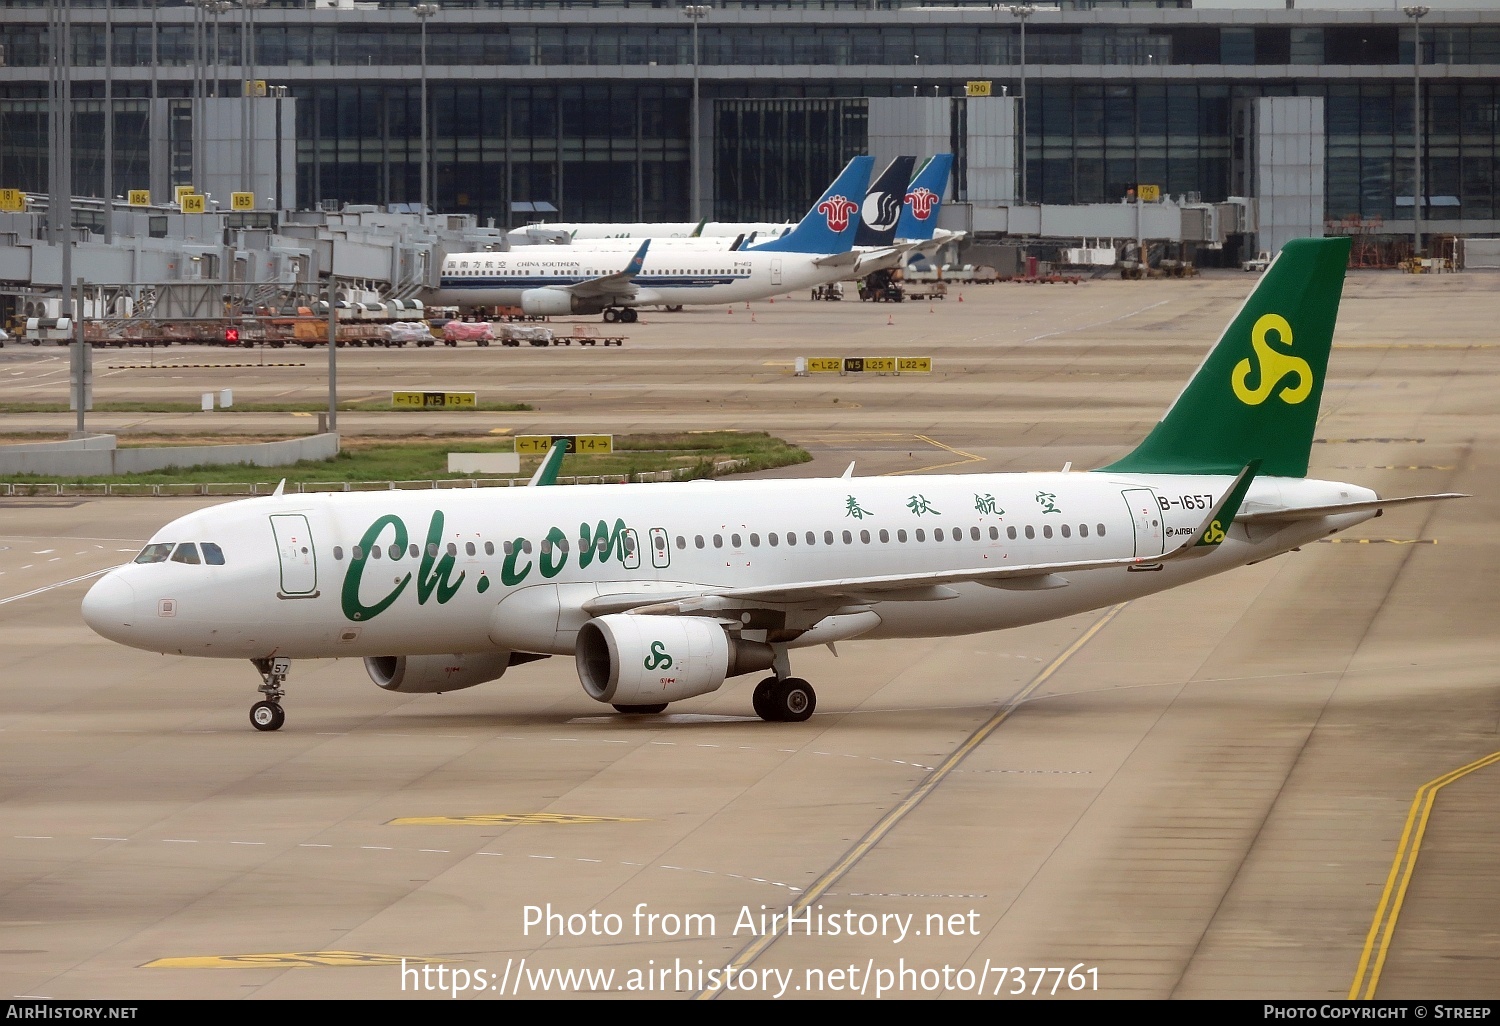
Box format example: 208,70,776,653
249,656,290,731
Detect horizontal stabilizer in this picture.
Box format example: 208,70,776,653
1237,492,1468,524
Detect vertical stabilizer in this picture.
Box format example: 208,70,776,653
1098,236,1351,478
746,156,875,254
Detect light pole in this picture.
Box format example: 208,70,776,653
1404,5,1429,258
1006,4,1034,206
683,5,709,221
239,0,265,200
412,4,439,220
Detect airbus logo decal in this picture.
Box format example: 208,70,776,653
817,195,859,233
905,187,939,220
861,191,901,232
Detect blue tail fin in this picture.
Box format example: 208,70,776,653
853,155,917,248
747,156,875,254
895,154,953,241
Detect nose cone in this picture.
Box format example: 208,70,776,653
82,573,137,643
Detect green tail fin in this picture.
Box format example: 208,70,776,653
1099,236,1351,479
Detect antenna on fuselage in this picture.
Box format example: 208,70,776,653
842,461,856,479
272,479,286,497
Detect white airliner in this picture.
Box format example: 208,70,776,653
81,238,1463,730
428,158,874,322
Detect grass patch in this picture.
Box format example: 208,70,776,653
0,400,531,414
1,431,809,485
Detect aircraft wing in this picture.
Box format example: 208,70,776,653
558,240,650,300
610,466,1263,615
1236,492,1467,524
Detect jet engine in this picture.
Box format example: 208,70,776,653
575,614,774,707
519,289,607,317
365,652,513,694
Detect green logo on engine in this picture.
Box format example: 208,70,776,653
644,641,674,671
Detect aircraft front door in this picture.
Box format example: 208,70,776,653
270,513,319,597
1120,489,1164,558
649,527,670,569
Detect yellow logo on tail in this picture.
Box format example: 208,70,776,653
1233,313,1313,406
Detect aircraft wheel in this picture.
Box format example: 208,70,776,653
752,676,779,721
612,703,668,715
250,700,285,732
768,678,816,723
603,308,619,324
622,308,639,323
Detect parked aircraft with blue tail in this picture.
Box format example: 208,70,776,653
425,156,874,321
82,238,1463,729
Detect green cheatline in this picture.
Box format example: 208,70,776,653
1,431,810,486
0,400,532,414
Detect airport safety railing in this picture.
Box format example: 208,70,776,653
0,460,747,497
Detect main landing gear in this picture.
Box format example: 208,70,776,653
602,307,638,324
249,656,290,731
751,676,816,723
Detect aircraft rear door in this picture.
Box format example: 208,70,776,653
771,259,782,285
270,513,319,597
649,527,670,569
1120,489,1164,558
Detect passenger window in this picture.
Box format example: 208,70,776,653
860,530,871,544
879,529,889,543
695,535,705,549
842,530,852,544
389,543,402,559
201,542,226,565
768,533,779,547
485,541,495,555
785,532,796,546
1097,523,1107,536
410,544,420,558
1079,524,1089,538
915,529,926,542
935,528,945,541
1043,525,1053,539
823,531,834,545
988,527,999,540
731,534,742,548
541,539,552,556
806,532,816,545
1007,526,1017,540
654,535,666,551
447,543,458,556
170,543,201,565
749,533,760,547
1061,525,1071,538
332,546,344,561
134,543,174,564
675,536,686,549
714,534,723,548
970,527,981,541
503,541,514,556
370,546,382,560
352,545,364,560
1025,526,1035,539
897,530,907,542
465,542,476,556
428,543,440,557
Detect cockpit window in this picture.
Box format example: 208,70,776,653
201,542,226,566
134,543,173,564
170,542,201,565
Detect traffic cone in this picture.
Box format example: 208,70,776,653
750,311,757,323
957,292,964,302
928,304,934,314
887,313,895,325
768,296,774,304
727,307,733,314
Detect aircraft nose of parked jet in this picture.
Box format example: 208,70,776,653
82,572,137,642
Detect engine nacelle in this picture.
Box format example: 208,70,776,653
519,288,607,317
365,652,512,694
575,614,774,706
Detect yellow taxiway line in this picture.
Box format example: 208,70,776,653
1349,749,1500,999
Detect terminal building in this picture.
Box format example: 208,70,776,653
0,0,1497,308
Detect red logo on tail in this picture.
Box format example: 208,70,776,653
817,195,859,233
905,187,939,220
